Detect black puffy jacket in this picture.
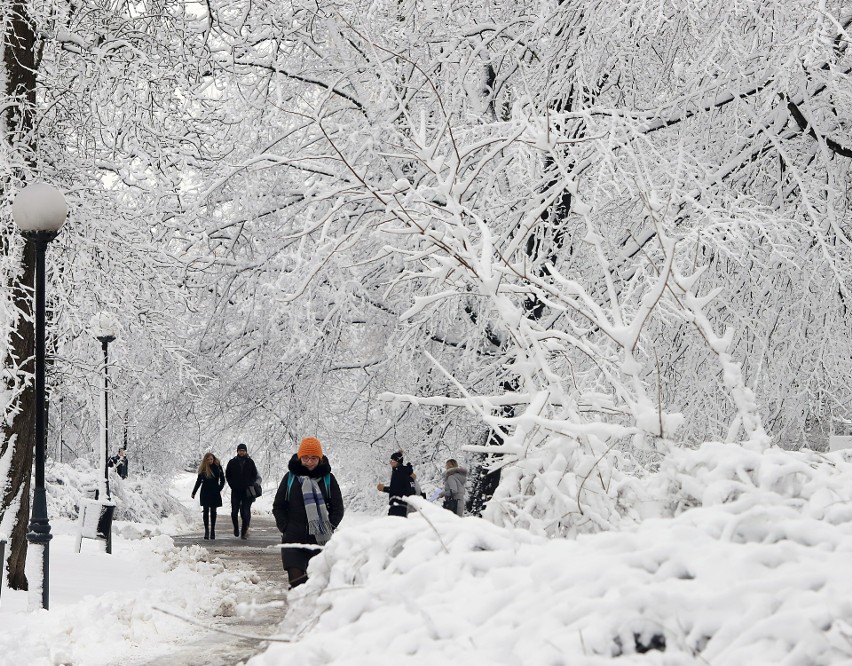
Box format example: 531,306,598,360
272,455,345,559
382,462,414,507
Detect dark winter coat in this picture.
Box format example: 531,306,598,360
272,454,344,570
108,454,128,479
225,455,259,498
192,464,225,508
382,462,414,516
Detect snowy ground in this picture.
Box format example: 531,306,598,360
3,444,852,665
0,473,278,665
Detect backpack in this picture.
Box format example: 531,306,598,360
285,472,331,500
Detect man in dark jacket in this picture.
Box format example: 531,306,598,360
272,437,344,587
377,450,414,517
225,443,259,539
107,448,128,479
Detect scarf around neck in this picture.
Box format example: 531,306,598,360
299,475,332,545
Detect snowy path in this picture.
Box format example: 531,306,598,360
130,515,288,666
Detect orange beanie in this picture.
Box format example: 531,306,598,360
298,437,323,458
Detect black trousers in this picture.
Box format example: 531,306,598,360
230,493,252,533
388,502,408,518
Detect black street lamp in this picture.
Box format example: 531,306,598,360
12,182,67,611
89,312,119,505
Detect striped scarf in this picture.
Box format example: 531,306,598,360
300,475,332,545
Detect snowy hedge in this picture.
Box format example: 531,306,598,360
46,459,191,525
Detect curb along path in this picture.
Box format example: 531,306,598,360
141,514,287,666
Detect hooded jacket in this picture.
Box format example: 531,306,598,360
382,462,414,505
443,466,467,516
272,454,344,569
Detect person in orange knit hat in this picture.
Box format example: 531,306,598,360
272,437,344,588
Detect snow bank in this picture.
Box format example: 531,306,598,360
46,458,192,529
0,529,260,665
253,443,852,664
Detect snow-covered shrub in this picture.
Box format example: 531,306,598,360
482,432,631,536
45,458,190,524
636,442,852,532
256,457,852,664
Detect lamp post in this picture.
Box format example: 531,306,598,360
12,182,67,611
89,312,119,503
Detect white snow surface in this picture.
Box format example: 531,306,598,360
1,444,852,665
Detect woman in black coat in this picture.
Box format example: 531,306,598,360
191,452,225,540
377,450,414,517
272,437,344,588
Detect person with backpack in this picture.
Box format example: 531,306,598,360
272,437,344,588
190,452,225,540
377,450,414,517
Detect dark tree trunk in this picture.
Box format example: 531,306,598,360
2,243,36,590
0,1,39,590
468,105,576,515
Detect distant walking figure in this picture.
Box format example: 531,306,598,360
272,437,344,588
108,447,129,479
225,443,259,539
377,450,414,518
440,459,467,516
191,452,225,540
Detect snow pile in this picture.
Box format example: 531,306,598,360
253,443,852,665
46,458,192,529
0,531,260,665
638,442,852,523
483,432,631,537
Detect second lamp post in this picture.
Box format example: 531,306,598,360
89,312,119,503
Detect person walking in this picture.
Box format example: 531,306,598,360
225,443,259,539
440,458,467,516
377,450,414,518
191,452,225,540
272,437,344,588
108,447,129,479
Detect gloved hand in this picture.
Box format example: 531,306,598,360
191,493,195,499
377,483,384,491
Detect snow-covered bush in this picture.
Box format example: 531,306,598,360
636,443,852,529
45,458,190,524
255,445,852,663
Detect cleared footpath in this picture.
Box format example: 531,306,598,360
138,514,287,666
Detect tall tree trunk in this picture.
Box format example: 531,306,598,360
0,0,39,590
2,243,36,589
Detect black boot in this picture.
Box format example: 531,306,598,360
232,515,239,537
287,568,307,588
203,509,210,540
210,510,217,540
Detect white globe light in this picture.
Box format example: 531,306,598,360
12,183,68,233
89,312,122,340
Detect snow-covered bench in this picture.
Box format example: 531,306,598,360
75,499,115,554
